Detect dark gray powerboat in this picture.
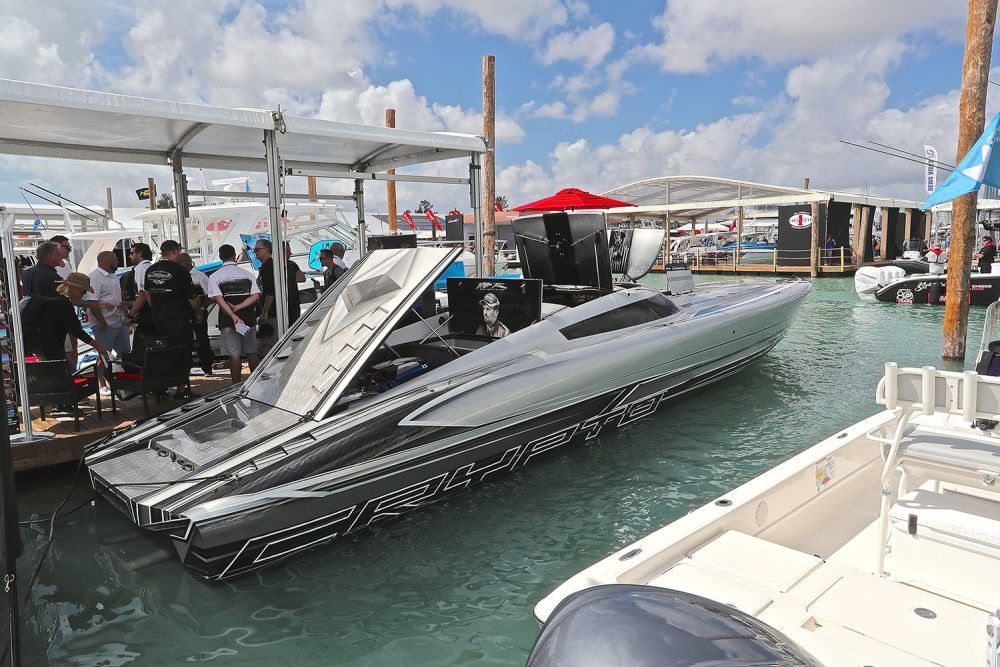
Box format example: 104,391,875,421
85,212,811,580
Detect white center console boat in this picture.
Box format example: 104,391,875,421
532,361,1000,666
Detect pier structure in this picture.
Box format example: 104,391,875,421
600,176,924,276
0,77,487,470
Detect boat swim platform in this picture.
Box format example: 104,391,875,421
12,369,236,472
653,262,858,276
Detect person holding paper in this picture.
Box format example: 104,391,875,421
208,244,261,384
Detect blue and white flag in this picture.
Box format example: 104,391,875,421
923,144,937,194
922,112,1000,209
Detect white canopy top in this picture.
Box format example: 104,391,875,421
0,78,486,172
602,175,923,220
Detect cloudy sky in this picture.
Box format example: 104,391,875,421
0,0,993,215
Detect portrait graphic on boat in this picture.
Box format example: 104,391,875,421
608,229,632,275
446,277,542,339
477,292,510,338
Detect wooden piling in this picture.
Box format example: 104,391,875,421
482,55,496,276
148,177,156,211
385,109,398,233
810,202,820,278
943,0,998,360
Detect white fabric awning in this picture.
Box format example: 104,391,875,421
0,78,485,172
602,175,923,219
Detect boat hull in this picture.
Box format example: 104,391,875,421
874,273,1000,306
177,334,784,579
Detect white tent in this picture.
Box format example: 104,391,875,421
0,78,487,442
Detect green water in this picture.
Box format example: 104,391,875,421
5,277,989,665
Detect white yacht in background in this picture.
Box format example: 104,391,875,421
532,360,1000,666
135,200,369,267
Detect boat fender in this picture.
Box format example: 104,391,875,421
908,513,918,535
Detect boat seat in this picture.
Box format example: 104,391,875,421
898,425,1000,489
888,488,1000,611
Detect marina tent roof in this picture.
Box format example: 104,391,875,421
0,78,485,173
601,175,923,219
929,198,1000,212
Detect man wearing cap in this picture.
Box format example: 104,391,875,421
32,272,107,365
208,244,261,384
475,292,510,339
127,240,199,395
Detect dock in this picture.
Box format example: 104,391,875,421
12,370,235,472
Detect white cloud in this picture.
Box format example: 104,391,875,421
494,39,982,207
539,23,615,69
319,79,525,144
406,0,571,41
535,101,569,119
541,55,634,122
636,0,966,73
0,3,118,86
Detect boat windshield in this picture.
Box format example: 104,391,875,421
241,246,460,419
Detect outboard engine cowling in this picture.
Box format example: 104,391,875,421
855,265,905,299
527,585,819,667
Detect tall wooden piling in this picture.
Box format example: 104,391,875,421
482,55,496,277
385,109,398,233
943,0,998,360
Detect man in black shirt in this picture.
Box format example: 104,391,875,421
33,272,107,364
126,240,199,394
979,236,997,274
22,241,62,297
254,239,304,354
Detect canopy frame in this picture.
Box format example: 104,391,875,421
0,78,486,434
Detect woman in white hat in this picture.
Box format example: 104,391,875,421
32,272,108,364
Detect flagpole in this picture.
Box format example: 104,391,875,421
943,0,998,361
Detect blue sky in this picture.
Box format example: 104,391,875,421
0,0,993,214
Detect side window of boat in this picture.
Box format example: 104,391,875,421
559,294,679,340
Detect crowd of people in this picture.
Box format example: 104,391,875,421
17,235,348,406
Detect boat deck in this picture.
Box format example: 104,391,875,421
646,505,992,666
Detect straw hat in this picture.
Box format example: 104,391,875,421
56,272,94,294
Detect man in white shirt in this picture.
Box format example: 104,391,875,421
207,244,261,384
122,243,153,335
86,250,130,393
180,252,216,375
49,234,72,279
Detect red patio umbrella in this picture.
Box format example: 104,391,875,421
510,187,633,213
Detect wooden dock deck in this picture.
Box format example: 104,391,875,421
12,370,236,472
